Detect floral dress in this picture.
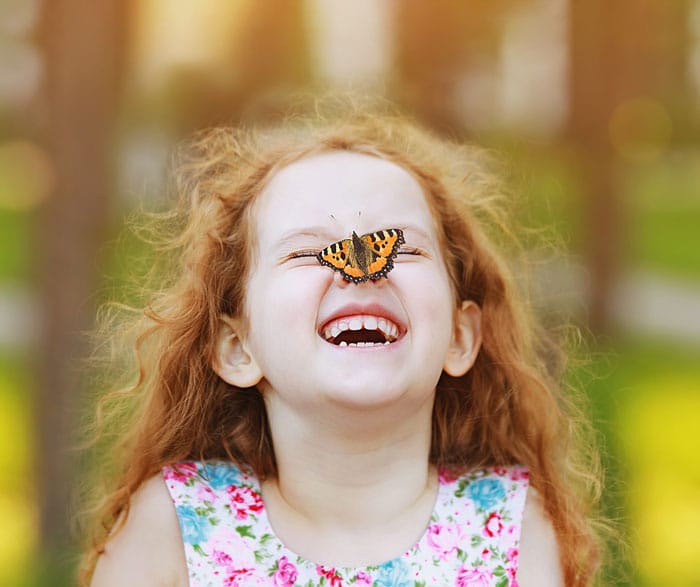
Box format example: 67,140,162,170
163,461,529,587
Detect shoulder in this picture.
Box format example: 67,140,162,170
517,488,564,587
90,473,188,587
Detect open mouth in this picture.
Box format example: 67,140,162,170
320,314,401,348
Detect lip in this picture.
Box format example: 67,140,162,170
318,302,407,342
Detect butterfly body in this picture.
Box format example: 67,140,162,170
317,228,405,283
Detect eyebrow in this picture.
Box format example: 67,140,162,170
273,227,339,251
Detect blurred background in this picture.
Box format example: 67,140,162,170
0,0,699,585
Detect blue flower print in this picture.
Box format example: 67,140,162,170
176,504,211,545
374,559,412,587
201,461,242,490
467,478,506,511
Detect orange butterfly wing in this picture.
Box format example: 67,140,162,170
317,228,405,283
361,229,404,279
318,238,351,270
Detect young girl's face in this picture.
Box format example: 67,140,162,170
236,151,473,413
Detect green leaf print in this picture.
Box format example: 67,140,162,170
193,544,206,557
259,532,273,545
236,525,255,538
455,479,468,498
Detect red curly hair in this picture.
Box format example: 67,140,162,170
80,101,604,585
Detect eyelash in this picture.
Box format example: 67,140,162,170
397,247,424,256
286,249,319,260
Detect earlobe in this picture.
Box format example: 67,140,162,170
443,300,482,377
212,316,263,388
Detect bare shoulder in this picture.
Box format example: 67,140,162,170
517,488,564,587
91,474,188,587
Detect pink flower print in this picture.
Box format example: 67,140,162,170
510,467,529,481
197,484,218,504
502,524,519,549
316,565,343,587
456,565,494,587
493,467,508,477
507,547,520,585
426,522,464,560
206,527,256,568
163,462,198,483
481,547,491,560
224,567,269,587
354,571,372,586
483,512,504,538
223,567,255,586
507,564,519,586
273,556,298,587
212,549,233,567
438,468,459,484
227,485,264,520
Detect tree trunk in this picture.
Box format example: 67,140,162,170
36,0,126,571
568,0,690,333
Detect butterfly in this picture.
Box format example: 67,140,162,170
317,228,405,283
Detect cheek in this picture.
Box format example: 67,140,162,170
245,267,330,355
400,267,455,344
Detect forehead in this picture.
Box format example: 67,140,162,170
253,151,437,247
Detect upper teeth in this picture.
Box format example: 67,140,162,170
322,314,399,343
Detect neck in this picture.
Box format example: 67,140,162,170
262,395,436,531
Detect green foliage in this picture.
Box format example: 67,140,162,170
0,209,33,282
624,154,700,279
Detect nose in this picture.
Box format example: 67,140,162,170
333,270,351,288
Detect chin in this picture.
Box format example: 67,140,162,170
322,381,429,413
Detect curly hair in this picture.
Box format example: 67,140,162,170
80,99,604,585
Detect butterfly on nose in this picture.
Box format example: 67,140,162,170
316,228,405,283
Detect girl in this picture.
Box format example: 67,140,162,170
84,102,603,586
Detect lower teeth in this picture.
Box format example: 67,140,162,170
337,341,390,347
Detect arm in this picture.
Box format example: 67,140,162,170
517,489,564,586
91,474,189,587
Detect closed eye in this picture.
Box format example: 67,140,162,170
280,249,320,263
397,246,428,257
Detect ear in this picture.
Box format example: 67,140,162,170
443,300,482,377
212,316,263,388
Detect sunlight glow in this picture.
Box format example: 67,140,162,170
132,0,252,91
306,0,393,86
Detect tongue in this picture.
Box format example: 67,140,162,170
335,329,386,345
